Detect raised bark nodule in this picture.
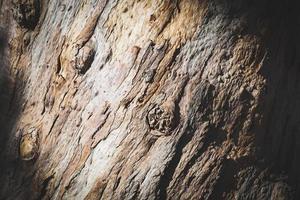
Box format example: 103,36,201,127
0,0,300,199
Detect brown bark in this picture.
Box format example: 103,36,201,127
0,0,299,199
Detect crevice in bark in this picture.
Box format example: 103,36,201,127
38,174,55,200
157,81,217,199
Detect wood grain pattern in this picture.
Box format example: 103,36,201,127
0,0,299,199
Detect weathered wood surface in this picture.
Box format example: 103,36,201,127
0,0,299,199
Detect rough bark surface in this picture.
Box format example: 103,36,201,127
0,0,299,199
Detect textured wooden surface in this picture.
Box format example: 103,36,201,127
0,0,299,199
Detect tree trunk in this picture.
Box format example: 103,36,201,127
0,0,299,199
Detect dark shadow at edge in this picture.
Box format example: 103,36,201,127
0,22,31,200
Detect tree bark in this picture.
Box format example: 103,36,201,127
0,0,299,199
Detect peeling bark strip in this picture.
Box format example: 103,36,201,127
1,0,300,199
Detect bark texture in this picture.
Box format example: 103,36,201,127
0,0,300,199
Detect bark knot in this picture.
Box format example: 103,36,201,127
147,101,177,136
19,127,39,161
143,69,156,83
72,44,96,74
